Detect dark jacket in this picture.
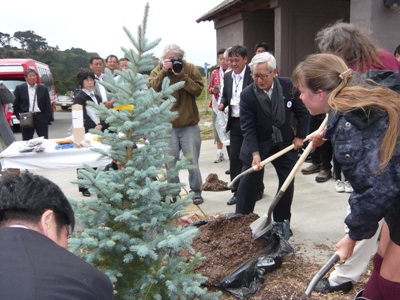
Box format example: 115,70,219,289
0,228,114,299
13,83,52,122
239,77,310,165
220,67,253,132
328,110,400,244
73,90,102,133
0,85,16,146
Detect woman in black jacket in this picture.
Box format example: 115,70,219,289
73,69,103,196
73,69,103,133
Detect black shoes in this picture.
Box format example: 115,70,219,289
313,278,353,294
227,195,236,205
193,195,204,205
82,190,91,197
225,169,230,175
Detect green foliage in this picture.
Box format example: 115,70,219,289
69,3,220,300
0,46,98,94
13,30,48,52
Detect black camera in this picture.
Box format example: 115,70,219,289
170,56,183,73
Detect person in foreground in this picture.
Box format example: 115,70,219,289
292,53,400,300
235,52,309,230
0,172,114,299
311,20,400,294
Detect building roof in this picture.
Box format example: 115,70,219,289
196,0,271,23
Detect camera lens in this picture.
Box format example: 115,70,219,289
172,63,183,73
170,57,183,73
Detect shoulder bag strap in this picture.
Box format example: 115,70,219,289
31,86,37,113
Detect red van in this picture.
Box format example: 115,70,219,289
0,58,57,128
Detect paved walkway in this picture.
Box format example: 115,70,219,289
27,137,352,264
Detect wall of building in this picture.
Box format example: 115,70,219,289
271,0,350,76
242,11,275,59
215,14,244,62
215,11,274,63
351,0,400,54
211,0,399,75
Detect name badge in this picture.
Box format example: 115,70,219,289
231,94,240,106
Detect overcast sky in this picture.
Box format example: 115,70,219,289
1,0,220,67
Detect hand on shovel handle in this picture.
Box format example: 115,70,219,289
228,114,329,189
228,144,299,189
250,115,328,240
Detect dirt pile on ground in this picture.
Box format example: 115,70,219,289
201,173,230,191
188,213,371,300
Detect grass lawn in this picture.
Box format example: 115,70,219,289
197,91,214,141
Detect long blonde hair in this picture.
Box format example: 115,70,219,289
292,53,400,171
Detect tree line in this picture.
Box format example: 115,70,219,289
0,30,206,95
0,30,59,52
1,30,107,94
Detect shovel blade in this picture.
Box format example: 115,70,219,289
252,223,273,240
250,213,271,239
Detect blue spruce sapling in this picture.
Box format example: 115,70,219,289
69,3,220,300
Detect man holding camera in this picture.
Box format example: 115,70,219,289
149,43,204,205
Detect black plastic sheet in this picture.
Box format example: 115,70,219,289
192,215,295,300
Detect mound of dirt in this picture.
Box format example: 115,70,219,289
187,213,371,300
191,213,264,285
200,173,230,191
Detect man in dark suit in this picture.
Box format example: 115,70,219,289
90,56,114,108
13,69,52,140
0,172,114,299
235,52,310,230
218,45,256,205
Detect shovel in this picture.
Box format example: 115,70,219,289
305,252,340,297
250,115,328,240
228,130,320,189
229,115,329,189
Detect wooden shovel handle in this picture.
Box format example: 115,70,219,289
228,115,328,189
280,115,328,191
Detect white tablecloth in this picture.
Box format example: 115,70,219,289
0,140,111,170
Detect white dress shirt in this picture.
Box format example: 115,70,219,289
95,74,108,103
230,66,247,118
27,84,41,112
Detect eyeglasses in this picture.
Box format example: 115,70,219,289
251,73,271,80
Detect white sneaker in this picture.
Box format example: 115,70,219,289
344,181,353,193
335,180,345,193
214,152,224,163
